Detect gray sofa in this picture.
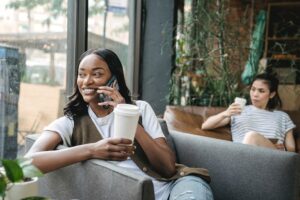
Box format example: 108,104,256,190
25,120,300,200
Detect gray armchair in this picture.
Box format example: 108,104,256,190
25,119,300,200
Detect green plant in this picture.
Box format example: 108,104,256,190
169,0,251,107
0,158,44,200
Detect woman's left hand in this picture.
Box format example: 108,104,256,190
97,86,125,108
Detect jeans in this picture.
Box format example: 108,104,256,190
168,175,214,200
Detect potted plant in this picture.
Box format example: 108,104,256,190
0,158,45,200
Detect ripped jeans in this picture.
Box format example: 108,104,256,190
168,175,214,200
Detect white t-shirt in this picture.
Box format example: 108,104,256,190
44,100,172,200
231,105,296,143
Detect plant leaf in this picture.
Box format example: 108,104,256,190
0,175,7,197
17,158,43,178
18,157,33,168
2,160,24,182
22,165,43,178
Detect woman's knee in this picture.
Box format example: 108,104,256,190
169,176,214,200
243,131,262,144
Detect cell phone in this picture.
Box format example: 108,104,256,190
99,75,119,109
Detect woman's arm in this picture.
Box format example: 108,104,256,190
26,131,134,173
284,130,296,152
135,125,176,178
201,111,231,130
201,103,241,130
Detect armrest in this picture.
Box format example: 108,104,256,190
170,130,300,200
25,135,155,200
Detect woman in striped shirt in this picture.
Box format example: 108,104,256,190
202,73,296,152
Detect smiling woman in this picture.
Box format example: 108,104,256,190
77,55,112,100
25,48,214,200
64,49,131,119
75,53,125,117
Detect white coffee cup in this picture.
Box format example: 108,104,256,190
234,97,247,109
113,104,140,142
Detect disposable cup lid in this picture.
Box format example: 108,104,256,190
114,104,139,116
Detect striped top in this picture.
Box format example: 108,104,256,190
230,105,295,143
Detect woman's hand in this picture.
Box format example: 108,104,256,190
201,102,241,130
90,138,135,161
97,85,125,108
224,103,242,117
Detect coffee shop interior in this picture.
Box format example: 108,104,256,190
0,0,300,199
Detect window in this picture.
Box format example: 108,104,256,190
0,0,68,158
0,0,141,159
87,0,139,94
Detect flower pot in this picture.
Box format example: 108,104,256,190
5,177,38,200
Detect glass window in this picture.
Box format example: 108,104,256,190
87,0,135,91
0,0,68,158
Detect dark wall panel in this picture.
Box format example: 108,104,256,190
140,0,176,115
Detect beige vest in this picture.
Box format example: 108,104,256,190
71,115,210,183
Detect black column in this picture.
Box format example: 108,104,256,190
139,0,177,115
